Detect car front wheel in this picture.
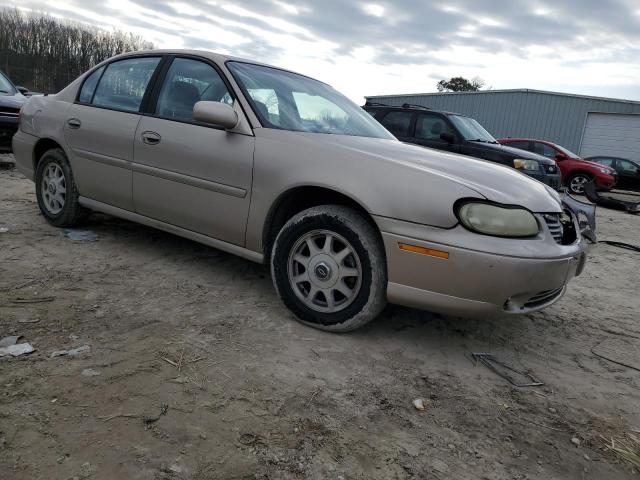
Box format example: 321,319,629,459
271,205,387,332
567,173,592,195
35,148,89,227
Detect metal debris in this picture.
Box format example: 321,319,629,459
64,229,99,241
0,343,35,357
51,345,91,358
584,181,640,214
0,336,21,348
472,352,544,387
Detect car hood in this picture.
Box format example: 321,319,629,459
479,141,555,164
0,92,26,108
305,134,562,213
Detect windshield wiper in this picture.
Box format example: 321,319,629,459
469,138,498,144
0,89,11,94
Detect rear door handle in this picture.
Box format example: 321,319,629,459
141,131,161,145
67,118,81,129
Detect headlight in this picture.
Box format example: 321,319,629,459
457,202,540,237
513,158,540,171
598,167,612,175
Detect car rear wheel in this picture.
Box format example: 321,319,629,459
567,173,592,195
35,148,89,227
270,205,387,332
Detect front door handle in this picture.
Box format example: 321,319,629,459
141,131,161,145
67,118,81,129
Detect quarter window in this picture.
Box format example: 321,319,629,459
156,58,233,122
78,66,105,104
380,111,412,137
92,57,161,112
415,113,453,140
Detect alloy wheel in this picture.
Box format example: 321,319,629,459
287,229,362,313
41,163,66,214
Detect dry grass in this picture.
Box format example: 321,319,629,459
603,432,640,469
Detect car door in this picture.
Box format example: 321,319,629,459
378,110,415,142
64,56,162,210
614,159,640,191
132,56,254,246
412,113,459,153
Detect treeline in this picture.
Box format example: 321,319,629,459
0,8,154,93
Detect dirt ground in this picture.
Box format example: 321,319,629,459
1,156,640,480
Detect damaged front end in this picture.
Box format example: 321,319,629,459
561,191,597,244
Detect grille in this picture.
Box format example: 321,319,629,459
544,214,563,243
0,106,20,117
523,287,564,309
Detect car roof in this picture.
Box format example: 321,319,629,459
363,103,463,117
108,49,323,83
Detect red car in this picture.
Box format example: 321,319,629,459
497,138,618,195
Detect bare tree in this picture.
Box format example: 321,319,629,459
0,8,154,93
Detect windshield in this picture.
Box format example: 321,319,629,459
227,62,395,139
448,115,496,142
556,144,579,158
0,71,15,94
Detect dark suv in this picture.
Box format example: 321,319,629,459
363,103,561,189
0,70,27,152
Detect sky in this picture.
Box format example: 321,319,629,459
3,0,640,103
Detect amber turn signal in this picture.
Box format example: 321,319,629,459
398,243,449,259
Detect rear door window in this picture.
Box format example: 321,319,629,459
415,113,454,140
155,58,233,122
92,57,161,112
379,111,412,137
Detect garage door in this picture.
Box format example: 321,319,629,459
580,113,640,162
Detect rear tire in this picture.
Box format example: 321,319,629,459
567,173,592,195
271,205,387,332
35,148,89,227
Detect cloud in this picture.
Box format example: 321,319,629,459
1,0,639,101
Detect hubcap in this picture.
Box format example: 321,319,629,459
287,230,362,313
570,175,588,194
41,163,66,215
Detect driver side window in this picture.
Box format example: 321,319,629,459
532,142,556,158
155,58,233,122
415,113,453,141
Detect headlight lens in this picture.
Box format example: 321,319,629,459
457,202,540,237
513,158,540,171
599,167,612,175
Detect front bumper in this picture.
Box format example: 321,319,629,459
376,211,588,317
594,173,617,190
0,117,18,152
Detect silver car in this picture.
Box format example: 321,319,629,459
13,50,591,331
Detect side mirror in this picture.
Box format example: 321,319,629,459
555,152,568,161
16,86,29,95
440,132,455,144
193,101,238,129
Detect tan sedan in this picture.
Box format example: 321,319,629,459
13,50,590,331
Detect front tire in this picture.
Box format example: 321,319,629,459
35,148,89,227
567,173,592,195
271,205,387,332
